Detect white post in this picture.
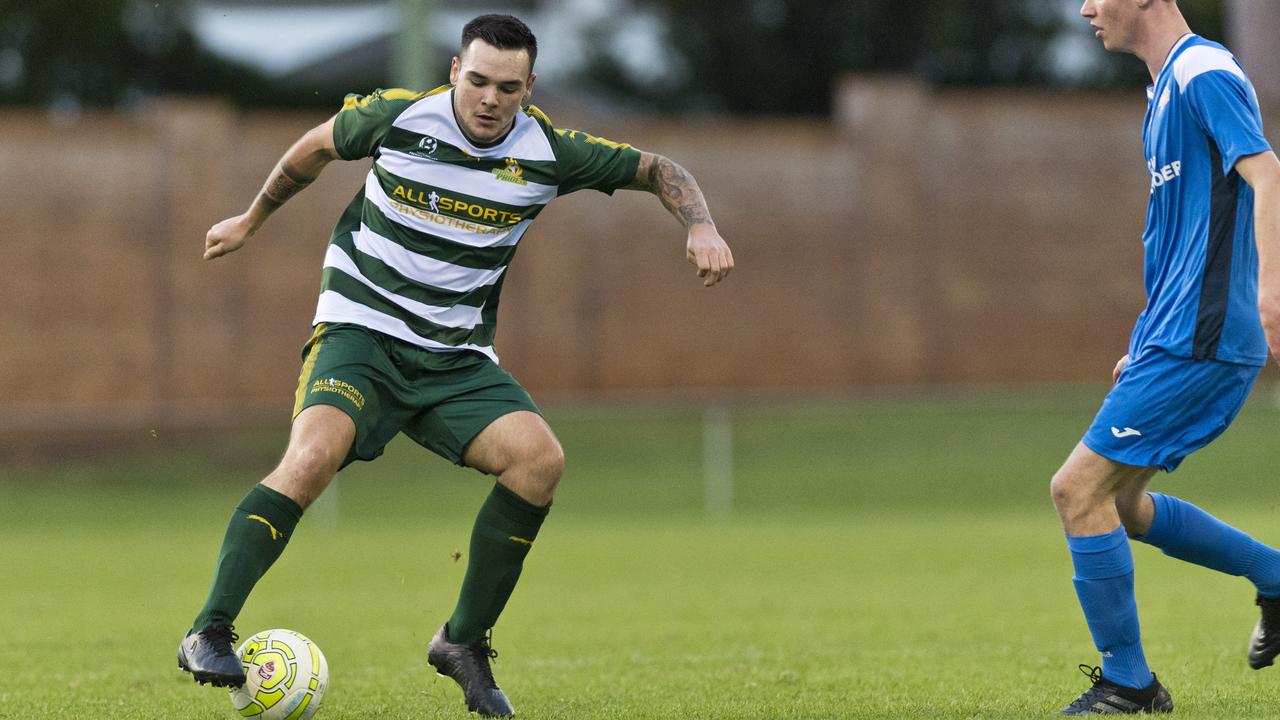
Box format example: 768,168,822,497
703,404,733,519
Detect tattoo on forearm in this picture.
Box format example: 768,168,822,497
654,157,712,227
257,192,284,210
260,161,314,209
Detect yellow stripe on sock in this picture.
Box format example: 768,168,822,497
247,514,282,540
508,536,534,546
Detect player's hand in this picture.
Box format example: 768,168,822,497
204,214,255,260
1112,354,1130,384
686,225,734,287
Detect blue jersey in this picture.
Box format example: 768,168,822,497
1132,34,1272,366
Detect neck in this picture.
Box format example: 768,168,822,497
1135,11,1192,81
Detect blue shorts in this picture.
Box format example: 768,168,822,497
1082,348,1260,472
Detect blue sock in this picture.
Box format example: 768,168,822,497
1136,492,1280,597
1067,527,1152,689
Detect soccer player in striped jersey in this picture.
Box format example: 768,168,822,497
176,14,733,717
1054,0,1280,714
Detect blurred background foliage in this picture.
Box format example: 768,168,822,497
0,0,274,110
0,0,1228,113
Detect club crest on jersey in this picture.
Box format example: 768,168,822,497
418,136,438,155
492,157,526,185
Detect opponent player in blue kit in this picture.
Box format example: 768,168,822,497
1054,1,1280,714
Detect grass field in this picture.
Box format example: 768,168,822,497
5,386,1280,718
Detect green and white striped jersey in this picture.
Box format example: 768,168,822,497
319,86,641,362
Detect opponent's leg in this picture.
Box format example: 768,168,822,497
1116,487,1280,668
179,405,353,686
1051,443,1172,714
428,410,561,717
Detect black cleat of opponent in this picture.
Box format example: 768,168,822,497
427,624,515,717
1061,665,1173,715
1249,594,1280,669
177,624,246,687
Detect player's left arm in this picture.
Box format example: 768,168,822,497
625,152,734,287
1237,150,1280,362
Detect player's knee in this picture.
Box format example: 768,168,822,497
1049,468,1090,515
526,438,564,490
278,442,342,492
1049,471,1072,510
497,439,562,506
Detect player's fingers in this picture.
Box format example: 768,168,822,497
704,258,722,287
720,247,734,280
694,249,711,276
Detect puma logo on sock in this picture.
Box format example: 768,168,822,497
247,514,283,540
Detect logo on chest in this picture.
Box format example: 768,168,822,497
492,157,527,185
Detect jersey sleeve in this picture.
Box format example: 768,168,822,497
1184,71,1272,175
332,88,422,161
548,126,642,196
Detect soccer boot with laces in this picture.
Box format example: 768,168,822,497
1060,664,1173,715
177,624,246,687
1249,594,1280,669
427,624,515,717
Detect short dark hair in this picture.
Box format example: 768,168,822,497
461,14,538,70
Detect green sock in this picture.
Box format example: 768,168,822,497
447,483,550,644
192,484,303,631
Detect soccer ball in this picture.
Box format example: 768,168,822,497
228,629,328,720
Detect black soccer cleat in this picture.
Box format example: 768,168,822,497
1060,664,1173,715
177,624,246,688
1249,594,1280,669
427,624,515,717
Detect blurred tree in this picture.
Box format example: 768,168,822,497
585,0,1226,115
0,0,1234,113
0,0,272,109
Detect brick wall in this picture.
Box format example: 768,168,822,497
3,81,1265,441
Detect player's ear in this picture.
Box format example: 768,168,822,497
523,73,536,105
449,56,460,85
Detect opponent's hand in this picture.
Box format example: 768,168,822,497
687,225,734,287
204,214,255,260
1112,354,1130,384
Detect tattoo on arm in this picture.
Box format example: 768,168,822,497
653,156,713,227
259,161,314,210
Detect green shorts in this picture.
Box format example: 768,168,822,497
292,323,541,468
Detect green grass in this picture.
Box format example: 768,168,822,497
5,385,1280,718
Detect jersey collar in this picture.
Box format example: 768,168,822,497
1148,33,1196,100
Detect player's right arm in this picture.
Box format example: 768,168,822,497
1237,150,1280,363
204,116,341,260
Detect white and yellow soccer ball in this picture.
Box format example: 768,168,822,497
228,629,328,720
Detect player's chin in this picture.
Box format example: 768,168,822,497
468,120,503,142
